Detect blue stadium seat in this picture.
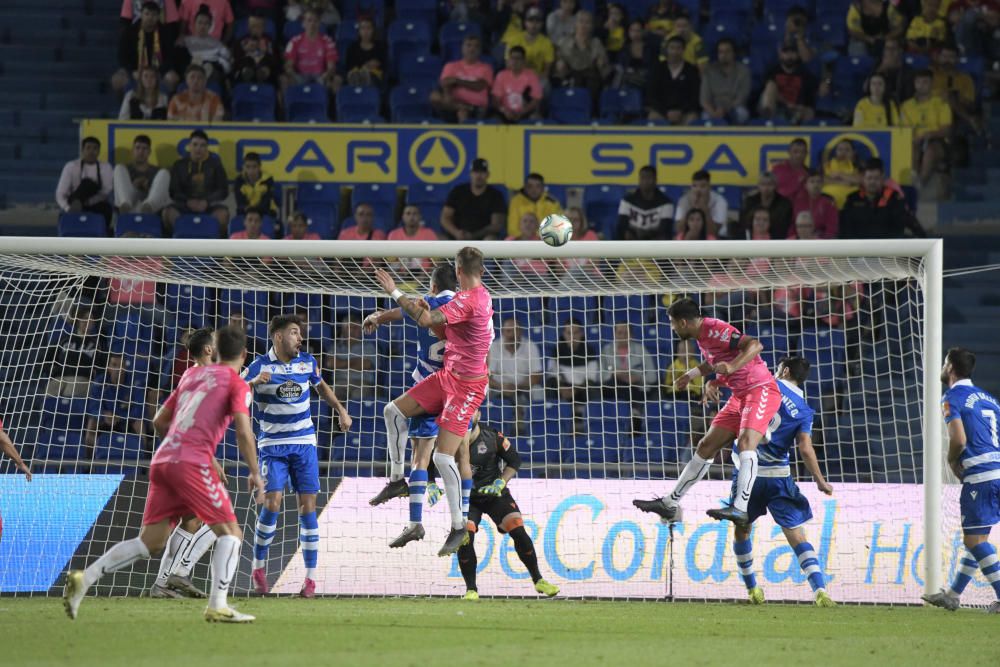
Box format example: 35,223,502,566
274,292,324,323
439,21,482,61
296,182,340,206
397,53,443,87
606,294,653,326
336,20,360,45
705,19,745,52
40,396,89,431
341,0,386,24
549,87,591,125
34,429,84,462
494,296,545,329
598,87,643,124
406,183,448,207
351,183,397,222
283,19,304,41
715,185,743,213
833,55,874,99
395,0,438,30
165,284,212,329
95,433,146,460
480,397,514,431
763,0,804,24
389,84,433,122
173,214,220,239
111,312,155,355
584,184,626,239
336,86,382,122
233,17,275,40
231,83,277,122
387,19,432,63
285,83,329,122
58,212,106,237
115,213,161,238
330,294,381,317
219,288,270,324
550,295,600,326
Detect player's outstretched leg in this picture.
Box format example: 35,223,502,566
506,523,558,597
922,549,976,610
370,401,412,505
434,448,468,556
391,435,435,548
204,526,254,623
150,523,192,598
784,529,835,607
457,528,479,600
166,522,216,598
733,529,764,604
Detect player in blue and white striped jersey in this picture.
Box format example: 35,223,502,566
705,356,836,607
923,348,1000,614
242,314,352,598
362,264,467,547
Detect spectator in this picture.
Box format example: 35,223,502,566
901,69,952,184
873,37,915,104
790,210,818,240
615,19,654,90
167,64,226,121
599,322,657,408
954,1,1000,62
547,0,579,47
738,172,793,240
387,205,438,272
488,317,544,432
120,0,180,32
547,318,599,410
503,212,551,279
782,5,816,63
674,169,727,237
666,14,707,70
599,3,627,56
506,172,561,237
113,134,171,216
178,0,233,41
56,136,114,228
284,211,321,240
339,203,386,241
772,137,810,200
847,0,905,57
230,206,271,240
233,12,279,85
757,45,817,124
430,34,494,123
114,1,180,93
646,36,700,124
699,38,751,125
283,8,338,92
83,354,145,449
163,129,230,234
507,6,555,82
285,0,339,28
932,44,980,160
566,206,598,241
233,152,277,217
325,313,376,400
553,10,612,100
343,16,386,88
792,170,839,239
492,45,544,123
441,158,507,240
492,0,528,48
905,0,949,54
675,207,715,240
854,72,901,126
174,3,232,88
749,207,773,240
617,165,675,239
822,139,862,207
840,159,926,238
663,338,703,399
45,306,100,397
119,66,169,120
647,0,687,36
557,207,600,283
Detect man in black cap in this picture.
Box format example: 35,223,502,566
440,158,507,240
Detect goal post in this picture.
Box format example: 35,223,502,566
0,236,948,602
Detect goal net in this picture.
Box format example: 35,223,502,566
0,237,963,604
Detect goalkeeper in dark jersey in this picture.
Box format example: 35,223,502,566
452,411,559,600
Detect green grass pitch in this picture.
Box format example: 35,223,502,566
5,597,998,666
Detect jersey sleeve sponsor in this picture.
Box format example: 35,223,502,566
308,354,322,386
942,395,960,423
242,357,261,382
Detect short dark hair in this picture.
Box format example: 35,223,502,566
863,157,885,174
243,152,261,164
806,167,821,178
431,263,457,293
947,347,976,379
81,136,100,149
187,327,214,357
752,206,771,218
915,68,933,80
244,205,263,218
291,210,307,223
189,129,209,142
667,297,701,321
716,37,736,52
215,325,247,361
526,172,544,184
185,63,207,76
508,45,526,58
269,313,303,338
666,35,686,48
133,135,151,148
790,137,807,149
456,246,485,276
779,356,811,385
639,164,656,179
692,169,710,182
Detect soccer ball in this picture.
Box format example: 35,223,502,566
539,213,573,247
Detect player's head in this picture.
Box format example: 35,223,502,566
269,313,304,358
430,262,457,294
215,325,248,365
667,297,702,339
943,347,976,384
187,327,215,363
777,356,810,386
455,246,485,286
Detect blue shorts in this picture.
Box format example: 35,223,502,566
730,473,813,529
409,413,439,439
960,478,1000,535
259,444,320,495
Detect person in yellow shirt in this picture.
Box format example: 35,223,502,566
664,339,704,399
905,0,949,55
822,139,861,208
901,69,952,183
506,173,562,238
505,7,555,80
853,72,900,126
846,0,905,57
666,14,707,70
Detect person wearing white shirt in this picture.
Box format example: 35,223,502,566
673,169,730,238
56,136,114,230
488,317,544,431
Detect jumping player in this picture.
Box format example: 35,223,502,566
244,314,353,597
373,247,494,556
634,297,780,526
922,348,1000,614
0,414,32,542
455,411,559,599
63,326,265,623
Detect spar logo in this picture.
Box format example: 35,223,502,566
408,130,467,183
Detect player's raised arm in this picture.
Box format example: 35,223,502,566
0,421,31,481
362,307,404,333
713,335,763,376
676,361,715,391
795,432,832,495
374,269,445,330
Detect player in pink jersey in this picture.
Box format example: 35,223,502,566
372,247,495,556
64,326,265,624
634,298,781,527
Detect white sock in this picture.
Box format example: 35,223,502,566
155,527,191,584
384,402,409,481
208,535,241,609
172,524,217,578
84,537,150,588
733,450,759,513
668,453,713,503
433,451,465,530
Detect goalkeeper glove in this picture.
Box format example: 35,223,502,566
426,482,443,507
479,478,506,496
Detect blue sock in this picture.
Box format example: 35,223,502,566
733,539,757,590
253,508,279,569
409,469,428,524
970,541,1000,598
949,551,979,596
299,511,319,580
794,541,826,592
461,479,473,521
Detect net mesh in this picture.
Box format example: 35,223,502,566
0,242,962,604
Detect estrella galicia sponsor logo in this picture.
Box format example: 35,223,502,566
277,380,304,401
